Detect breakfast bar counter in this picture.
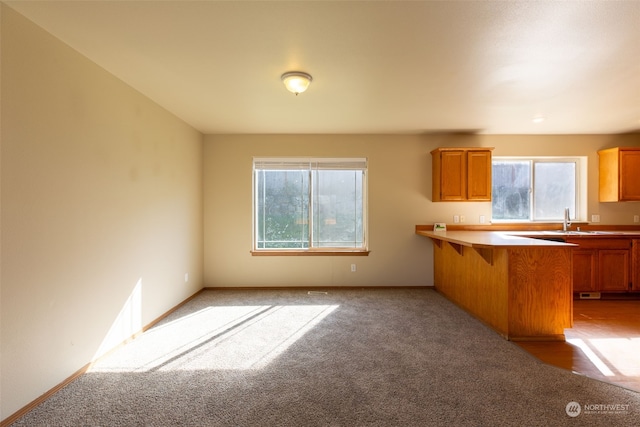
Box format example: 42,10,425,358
416,228,575,341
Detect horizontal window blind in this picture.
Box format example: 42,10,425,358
254,158,367,171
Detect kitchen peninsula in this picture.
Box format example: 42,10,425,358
416,226,575,341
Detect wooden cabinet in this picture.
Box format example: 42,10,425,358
633,239,640,292
572,249,597,292
420,229,573,341
431,147,493,202
598,147,640,202
599,249,630,292
567,238,632,293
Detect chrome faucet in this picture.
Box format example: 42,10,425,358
563,207,571,231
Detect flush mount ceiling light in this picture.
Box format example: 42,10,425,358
532,115,545,124
281,71,313,95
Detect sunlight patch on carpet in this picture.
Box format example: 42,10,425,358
89,304,338,372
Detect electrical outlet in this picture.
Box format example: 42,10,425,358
351,264,357,272
453,215,460,223
184,273,189,282
634,215,639,223
591,214,600,223
479,215,485,224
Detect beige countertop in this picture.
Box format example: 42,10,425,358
415,230,576,248
507,230,640,238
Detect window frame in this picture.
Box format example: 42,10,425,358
251,157,369,256
491,156,587,223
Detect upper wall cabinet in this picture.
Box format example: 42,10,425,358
598,147,640,202
431,147,494,202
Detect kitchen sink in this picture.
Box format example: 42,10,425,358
544,230,615,235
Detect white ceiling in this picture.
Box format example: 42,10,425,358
6,0,640,135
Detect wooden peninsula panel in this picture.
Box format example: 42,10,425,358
433,239,510,336
418,229,573,341
507,248,572,340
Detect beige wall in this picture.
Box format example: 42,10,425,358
1,5,203,420
204,134,435,288
203,133,639,288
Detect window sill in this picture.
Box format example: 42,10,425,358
251,250,370,256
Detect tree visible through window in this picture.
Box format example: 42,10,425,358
253,158,367,251
492,158,581,222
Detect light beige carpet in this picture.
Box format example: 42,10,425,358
12,288,640,426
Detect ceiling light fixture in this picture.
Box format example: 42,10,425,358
281,71,313,95
532,115,545,124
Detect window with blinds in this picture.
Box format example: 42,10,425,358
253,158,368,252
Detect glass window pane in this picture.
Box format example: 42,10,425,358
312,170,364,248
256,170,309,249
491,161,531,220
533,162,576,220
254,158,367,251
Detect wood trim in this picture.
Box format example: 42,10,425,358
510,334,566,342
203,286,432,291
251,250,370,256
429,146,495,154
1,289,205,427
0,365,90,427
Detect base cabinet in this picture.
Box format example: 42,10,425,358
598,250,630,292
569,238,632,293
572,249,597,292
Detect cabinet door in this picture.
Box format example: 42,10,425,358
572,249,597,292
439,150,466,201
467,151,492,200
599,249,630,292
620,150,640,201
